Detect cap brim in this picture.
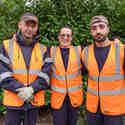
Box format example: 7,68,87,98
23,18,37,23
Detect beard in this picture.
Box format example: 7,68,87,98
92,34,107,43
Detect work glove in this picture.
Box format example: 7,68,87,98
16,87,34,102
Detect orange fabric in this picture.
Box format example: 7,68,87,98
50,46,83,109
3,40,46,107
82,43,125,115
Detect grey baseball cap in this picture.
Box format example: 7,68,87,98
20,12,38,24
90,15,109,25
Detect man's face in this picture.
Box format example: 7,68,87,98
18,18,38,39
90,22,109,42
58,28,72,48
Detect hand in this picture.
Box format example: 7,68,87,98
12,34,16,41
113,38,121,44
16,87,34,102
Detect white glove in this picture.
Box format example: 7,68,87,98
16,87,34,102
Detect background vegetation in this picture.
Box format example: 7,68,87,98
0,0,125,117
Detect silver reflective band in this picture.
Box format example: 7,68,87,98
8,40,14,63
67,70,81,79
29,69,40,74
13,69,27,74
115,43,120,75
39,43,45,58
51,85,66,93
52,70,81,80
38,71,50,85
85,43,123,82
52,46,57,59
84,47,89,69
51,46,81,79
51,84,82,93
13,69,40,74
74,46,81,70
88,87,125,96
0,54,10,65
0,72,12,82
44,58,55,63
89,74,124,82
68,84,83,92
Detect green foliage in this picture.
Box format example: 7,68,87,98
44,89,51,106
0,0,125,115
0,89,6,115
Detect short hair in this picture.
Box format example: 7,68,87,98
58,25,73,35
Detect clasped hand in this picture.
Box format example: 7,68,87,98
16,87,34,102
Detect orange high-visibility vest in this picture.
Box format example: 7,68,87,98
3,40,46,107
82,42,125,115
50,46,83,109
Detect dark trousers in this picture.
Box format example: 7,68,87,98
4,108,38,125
86,106,123,125
52,95,80,125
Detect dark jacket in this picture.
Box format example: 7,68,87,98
0,34,51,110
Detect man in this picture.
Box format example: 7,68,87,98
50,26,84,125
81,15,125,125
0,12,50,125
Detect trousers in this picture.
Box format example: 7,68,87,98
52,95,80,125
86,105,123,125
4,108,39,125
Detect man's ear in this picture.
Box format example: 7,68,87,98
18,21,22,30
107,25,110,33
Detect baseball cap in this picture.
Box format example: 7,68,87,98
90,15,109,25
20,12,38,24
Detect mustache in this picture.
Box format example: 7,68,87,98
96,33,103,36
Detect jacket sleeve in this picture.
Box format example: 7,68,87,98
30,46,53,93
0,43,25,93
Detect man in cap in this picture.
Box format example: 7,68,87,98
81,15,125,125
0,12,50,125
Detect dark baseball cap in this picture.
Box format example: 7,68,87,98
20,12,38,24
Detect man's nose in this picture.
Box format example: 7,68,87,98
96,27,101,33
28,26,33,31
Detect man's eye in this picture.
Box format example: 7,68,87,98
99,24,105,29
91,26,96,30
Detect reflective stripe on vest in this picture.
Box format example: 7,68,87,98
0,72,12,82
8,40,14,63
88,87,125,96
8,40,44,74
44,57,55,63
51,84,83,93
13,69,40,74
38,71,49,85
0,54,10,65
39,43,44,58
84,43,123,82
84,43,124,96
52,46,81,80
51,70,81,80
